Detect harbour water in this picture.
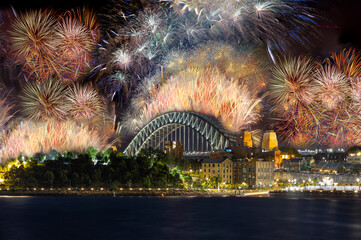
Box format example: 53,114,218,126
0,195,361,240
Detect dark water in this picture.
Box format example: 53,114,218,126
1,196,361,240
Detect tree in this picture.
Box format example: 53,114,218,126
240,182,249,189
44,171,55,187
26,177,39,188
313,177,318,186
210,176,222,189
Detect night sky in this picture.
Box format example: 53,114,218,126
1,0,361,58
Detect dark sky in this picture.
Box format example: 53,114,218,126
1,0,361,57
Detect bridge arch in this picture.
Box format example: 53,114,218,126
123,111,237,156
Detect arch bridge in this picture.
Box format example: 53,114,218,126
123,112,238,156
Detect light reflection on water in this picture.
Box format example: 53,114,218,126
0,196,360,240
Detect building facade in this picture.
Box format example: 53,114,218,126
347,152,361,164
233,160,274,188
261,130,278,151
202,158,233,184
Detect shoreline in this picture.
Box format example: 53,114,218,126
270,189,361,199
0,188,270,197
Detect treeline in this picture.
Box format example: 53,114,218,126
2,148,191,189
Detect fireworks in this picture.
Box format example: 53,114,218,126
20,79,68,121
112,47,134,70
166,0,318,51
0,97,13,131
123,67,263,133
314,66,349,110
0,120,114,160
66,84,103,120
9,9,97,82
330,48,361,78
9,10,59,80
10,10,56,60
269,50,361,148
3,1,361,152
55,18,95,62
66,7,101,41
270,56,317,110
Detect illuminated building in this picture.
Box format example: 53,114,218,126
202,158,233,184
261,130,278,151
242,130,253,148
274,148,282,168
233,160,274,189
347,151,361,164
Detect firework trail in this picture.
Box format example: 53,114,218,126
54,17,97,81
0,96,13,131
314,65,349,110
20,79,69,121
164,0,318,55
0,120,116,161
269,50,361,148
122,67,263,134
330,48,361,78
9,9,98,82
66,83,103,120
270,56,318,110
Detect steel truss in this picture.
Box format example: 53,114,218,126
124,112,237,156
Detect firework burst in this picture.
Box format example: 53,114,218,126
165,0,319,53
10,10,56,60
9,10,61,80
123,67,263,134
66,84,103,120
270,56,318,111
0,97,13,131
0,120,115,160
55,17,95,62
314,66,349,110
65,7,101,41
330,48,361,78
20,79,68,121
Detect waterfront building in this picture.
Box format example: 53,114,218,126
274,170,360,186
314,152,346,163
202,158,274,188
202,158,233,184
347,151,361,164
311,162,341,173
233,160,274,188
282,158,303,172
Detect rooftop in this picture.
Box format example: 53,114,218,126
202,158,229,164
